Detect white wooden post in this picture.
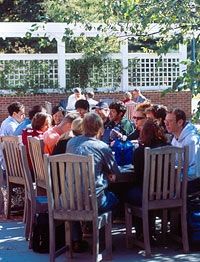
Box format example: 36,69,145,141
179,44,187,76
120,39,129,92
56,37,66,89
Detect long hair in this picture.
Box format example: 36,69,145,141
140,119,167,146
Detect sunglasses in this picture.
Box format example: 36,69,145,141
132,116,145,120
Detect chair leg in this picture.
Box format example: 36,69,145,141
28,205,35,249
104,213,112,260
23,193,27,224
125,205,133,248
49,217,56,262
162,209,168,243
5,184,12,219
93,221,99,262
67,222,73,258
181,207,189,253
24,199,31,241
142,211,151,256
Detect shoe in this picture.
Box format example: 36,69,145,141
72,240,89,253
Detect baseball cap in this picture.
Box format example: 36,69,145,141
92,101,109,110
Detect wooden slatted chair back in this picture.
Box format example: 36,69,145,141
2,136,24,185
1,136,26,219
143,145,188,210
28,136,46,193
44,152,112,261
125,102,136,121
125,145,189,256
45,153,97,219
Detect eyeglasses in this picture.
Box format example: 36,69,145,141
132,116,145,120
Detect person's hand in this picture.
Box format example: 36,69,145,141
110,129,122,140
108,174,116,182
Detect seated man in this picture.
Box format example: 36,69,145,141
85,89,98,109
43,112,78,154
108,101,135,142
93,101,111,144
14,105,46,136
66,88,85,111
165,108,200,194
0,102,25,136
66,112,120,251
75,99,90,118
132,88,147,103
66,112,120,213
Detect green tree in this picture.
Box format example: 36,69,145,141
0,0,45,21
44,0,200,113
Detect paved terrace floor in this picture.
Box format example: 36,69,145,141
1,217,200,262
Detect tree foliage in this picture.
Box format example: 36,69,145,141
0,0,45,22
0,0,200,111
44,0,200,114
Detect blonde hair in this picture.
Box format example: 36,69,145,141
71,117,83,136
135,102,151,117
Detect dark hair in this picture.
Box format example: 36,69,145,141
74,88,81,93
75,99,90,111
140,119,167,146
167,108,186,126
133,88,140,92
86,92,94,99
28,105,46,120
109,101,126,115
156,105,167,120
7,102,24,116
83,112,103,136
52,105,65,116
145,104,167,125
32,112,51,131
145,104,159,118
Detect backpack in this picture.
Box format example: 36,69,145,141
112,138,134,166
32,212,65,253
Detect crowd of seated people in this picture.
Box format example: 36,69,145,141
0,90,200,253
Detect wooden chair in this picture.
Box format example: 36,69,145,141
1,136,25,219
125,145,189,256
28,136,46,195
125,102,136,121
19,144,48,248
44,153,112,262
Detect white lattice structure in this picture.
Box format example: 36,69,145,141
0,22,187,92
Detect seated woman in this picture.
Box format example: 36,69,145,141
127,102,151,140
124,119,168,239
52,117,83,155
22,112,52,179
125,119,168,206
51,105,65,126
22,112,52,146
122,91,133,104
145,104,168,132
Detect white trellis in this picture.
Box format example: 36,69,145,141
0,22,187,92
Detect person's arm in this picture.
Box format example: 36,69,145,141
101,146,121,176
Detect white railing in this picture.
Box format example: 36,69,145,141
0,22,187,92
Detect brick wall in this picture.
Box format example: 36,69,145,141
0,90,192,124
